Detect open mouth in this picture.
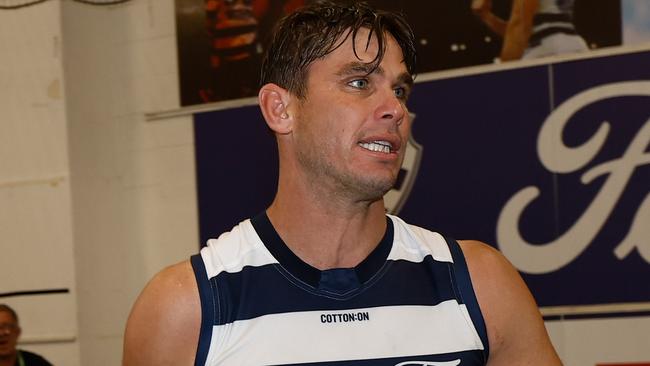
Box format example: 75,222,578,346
358,140,393,154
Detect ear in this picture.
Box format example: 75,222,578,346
258,83,294,135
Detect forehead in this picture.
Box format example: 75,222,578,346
309,28,407,76
0,310,16,323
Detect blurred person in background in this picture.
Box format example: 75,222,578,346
0,304,52,366
472,0,588,61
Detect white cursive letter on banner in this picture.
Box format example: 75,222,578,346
497,81,650,274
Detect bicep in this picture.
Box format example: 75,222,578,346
123,260,201,366
460,241,562,365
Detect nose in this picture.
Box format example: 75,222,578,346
374,88,406,126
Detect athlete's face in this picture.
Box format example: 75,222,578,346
291,29,413,201
0,311,19,357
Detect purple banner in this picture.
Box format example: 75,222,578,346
195,50,650,311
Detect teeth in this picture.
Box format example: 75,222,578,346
359,141,392,153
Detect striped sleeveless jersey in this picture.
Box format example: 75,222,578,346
191,213,489,365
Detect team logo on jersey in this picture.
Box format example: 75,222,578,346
384,113,423,214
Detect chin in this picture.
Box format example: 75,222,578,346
0,350,15,357
352,176,396,201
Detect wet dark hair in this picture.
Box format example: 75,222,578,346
260,0,416,98
0,304,18,324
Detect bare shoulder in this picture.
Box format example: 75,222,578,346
458,240,562,366
123,260,200,366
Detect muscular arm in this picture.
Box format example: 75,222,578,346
459,240,562,365
500,0,539,61
123,260,201,366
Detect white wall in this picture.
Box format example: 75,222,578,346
547,316,650,365
0,1,80,365
2,0,198,365
61,0,198,365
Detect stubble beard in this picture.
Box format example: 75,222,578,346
296,144,397,205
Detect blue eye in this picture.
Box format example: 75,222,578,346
394,87,406,99
349,79,368,89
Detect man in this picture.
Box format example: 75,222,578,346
0,305,53,366
124,1,562,365
472,0,588,61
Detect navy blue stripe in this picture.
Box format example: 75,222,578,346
251,212,394,289
210,256,458,325
251,211,321,286
533,13,573,26
191,254,215,366
446,237,490,362
529,27,578,47
269,349,486,366
354,216,393,284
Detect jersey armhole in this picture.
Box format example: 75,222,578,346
191,253,216,366
445,237,490,361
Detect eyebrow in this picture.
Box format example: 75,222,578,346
398,72,414,89
336,61,378,77
336,61,414,87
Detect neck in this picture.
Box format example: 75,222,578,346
268,175,388,270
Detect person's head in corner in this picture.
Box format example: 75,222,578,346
0,304,20,360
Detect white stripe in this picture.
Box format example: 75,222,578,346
205,301,484,365
389,215,454,263
201,219,277,278
201,217,455,280
532,22,576,34
395,361,460,366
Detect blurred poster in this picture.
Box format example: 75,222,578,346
175,0,306,106
622,0,650,45
176,0,622,106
